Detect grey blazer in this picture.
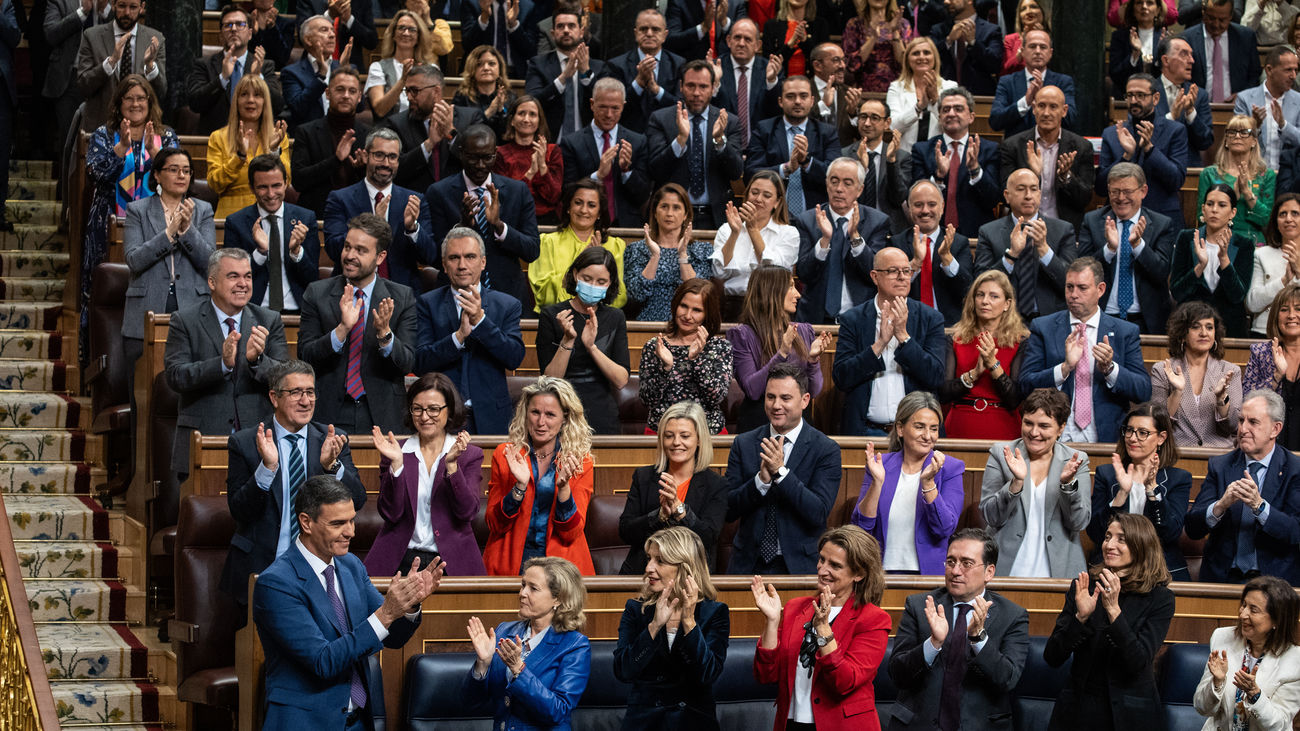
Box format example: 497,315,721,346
74,21,167,132
980,438,1091,579
122,195,215,340
1150,357,1243,450
43,0,92,99
163,301,287,475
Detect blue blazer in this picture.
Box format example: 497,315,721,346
425,173,540,308
1185,446,1300,584
613,598,730,730
792,203,892,324
744,116,841,208
831,297,947,436
989,70,1078,136
1184,22,1262,99
1076,205,1177,335
1155,80,1213,166
462,620,591,731
323,181,436,294
607,48,685,134
1088,465,1191,579
929,15,1003,96
724,422,842,574
222,202,320,309
910,135,1002,239
1018,310,1152,442
281,56,337,130
851,450,965,575
414,285,525,435
1097,116,1188,226
252,543,420,726
712,53,782,141
665,0,744,60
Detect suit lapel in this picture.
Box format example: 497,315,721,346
307,423,323,478
199,305,227,355
290,545,347,636
145,195,166,240
522,626,564,674
1043,442,1067,523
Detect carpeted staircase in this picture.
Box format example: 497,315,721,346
2,157,175,730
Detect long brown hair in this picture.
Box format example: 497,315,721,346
664,279,722,340
739,266,808,361
951,270,1029,345
502,94,551,144
108,74,165,132
1266,282,1300,341
1090,513,1171,594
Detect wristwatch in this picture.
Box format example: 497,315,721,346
326,460,341,473
815,631,833,648
377,331,394,345
968,628,988,643
675,503,686,517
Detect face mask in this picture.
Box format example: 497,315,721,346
575,280,607,305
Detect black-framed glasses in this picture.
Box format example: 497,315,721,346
875,266,913,278
1224,129,1255,138
367,151,400,163
860,113,887,123
277,387,317,400
1122,426,1156,440
404,84,438,96
1124,91,1154,100
411,404,447,418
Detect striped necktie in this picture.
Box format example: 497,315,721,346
285,433,305,538
345,289,366,399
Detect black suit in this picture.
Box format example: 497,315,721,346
297,276,418,433
1077,205,1176,334
523,52,609,142
665,0,741,60
929,14,1003,96
975,214,1077,319
618,466,728,575
890,227,975,326
810,78,857,146
296,0,378,49
646,104,744,227
712,54,781,148
458,0,537,79
219,420,365,609
425,173,540,307
289,114,369,218
887,588,1030,730
613,598,730,730
222,203,320,312
185,51,283,135
912,134,1002,238
250,15,296,69
608,48,684,134
744,116,840,209
793,203,892,324
558,124,652,228
844,142,913,234
997,128,1095,232
378,106,484,193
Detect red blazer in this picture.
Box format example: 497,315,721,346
753,595,892,731
483,443,595,576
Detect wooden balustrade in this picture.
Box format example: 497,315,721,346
0,494,62,730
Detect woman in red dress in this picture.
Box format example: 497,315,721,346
492,94,564,223
938,269,1028,439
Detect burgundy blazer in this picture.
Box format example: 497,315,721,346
363,440,486,577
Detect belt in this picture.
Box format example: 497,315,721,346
344,708,364,726
866,420,895,433
952,397,998,410
691,204,711,214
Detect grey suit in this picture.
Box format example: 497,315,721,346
163,301,287,475
43,0,99,135
974,214,1077,319
74,21,167,133
980,438,1091,579
121,195,215,340
1234,84,1300,161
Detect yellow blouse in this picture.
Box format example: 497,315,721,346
529,228,627,311
206,127,293,219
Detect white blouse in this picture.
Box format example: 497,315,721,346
886,77,958,151
884,470,921,572
1009,475,1052,578
395,434,455,552
711,219,801,296
365,58,409,115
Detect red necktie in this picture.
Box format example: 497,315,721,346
374,192,390,278
345,290,366,399
920,235,934,307
332,18,341,60
944,142,961,231
601,130,618,222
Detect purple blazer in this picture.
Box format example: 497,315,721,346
363,439,487,577
726,322,826,400
850,450,964,574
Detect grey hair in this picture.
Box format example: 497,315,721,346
908,178,942,200
299,14,332,44
1108,161,1147,188
592,76,626,100
444,226,487,257
939,86,977,113
408,63,444,85
269,359,315,392
207,247,250,280
829,156,867,184
365,126,402,151
294,475,356,521
1245,389,1286,425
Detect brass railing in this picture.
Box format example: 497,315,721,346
0,492,61,731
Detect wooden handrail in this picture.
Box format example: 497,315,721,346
0,493,62,730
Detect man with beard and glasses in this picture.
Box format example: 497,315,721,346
187,4,284,135
379,64,485,194
74,0,165,132
524,7,608,142
745,75,841,216
291,66,369,217
298,213,417,435
1097,73,1188,226
223,154,319,315
324,128,436,294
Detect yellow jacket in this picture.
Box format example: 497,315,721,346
530,228,627,310
207,127,293,219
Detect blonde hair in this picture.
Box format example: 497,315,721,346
655,401,712,473
224,75,277,156
521,556,587,632
900,37,944,89
1214,114,1266,180
379,9,439,64
636,526,719,607
952,270,1030,345
506,376,593,458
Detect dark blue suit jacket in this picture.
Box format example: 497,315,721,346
910,135,1002,238
613,599,729,729
459,0,538,79
414,286,525,435
281,56,337,130
296,0,378,49
462,619,591,730
323,181,436,294
831,297,947,435
1108,26,1168,100
1185,446,1300,584
222,202,320,309
744,116,840,208
889,228,974,326
1089,465,1191,578
1018,310,1152,442
929,15,1003,96
424,174,540,307
793,203,892,324
252,543,419,726
1154,79,1213,166
712,53,782,145
1076,205,1177,335
558,124,652,228
608,48,685,134
724,422,842,574
1097,116,1188,225
665,0,745,60
989,70,1078,136
523,51,609,141
645,104,745,226
1184,22,1262,99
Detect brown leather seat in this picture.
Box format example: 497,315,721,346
189,179,219,209
617,375,646,434
171,495,240,712
585,494,629,575
86,263,133,497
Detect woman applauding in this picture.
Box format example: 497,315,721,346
638,279,733,434
938,270,1028,440
207,75,291,218
1171,183,1255,337
1150,302,1242,449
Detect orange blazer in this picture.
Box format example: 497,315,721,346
483,443,595,576
753,595,892,731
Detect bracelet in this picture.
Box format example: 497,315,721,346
1003,251,1018,262
557,341,573,351
921,485,938,494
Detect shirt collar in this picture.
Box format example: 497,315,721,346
272,417,310,441
402,433,455,465
637,49,661,63
462,172,494,192
1249,444,1277,472
256,203,283,219
1069,308,1102,332
771,417,805,443
114,24,136,40
951,589,987,608
1033,127,1059,147
785,117,807,132
295,537,334,575
943,133,969,148
364,178,393,202
212,301,242,321
591,122,618,142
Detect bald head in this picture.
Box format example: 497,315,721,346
1005,168,1042,217
872,246,912,300
1033,85,1068,134
1020,29,1052,70
811,43,845,83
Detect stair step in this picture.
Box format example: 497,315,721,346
0,330,62,358
0,359,69,390
0,432,91,462
37,624,148,680
0,300,61,329
7,199,60,226
0,251,69,276
14,540,118,579
0,276,65,301
0,392,84,428
11,159,53,179
0,462,94,494
6,494,109,540
23,579,143,622
9,178,58,201
1,225,67,251
50,679,170,725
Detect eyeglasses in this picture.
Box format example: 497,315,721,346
875,266,914,278
395,25,420,35
277,387,317,400
860,113,887,123
1225,129,1255,138
222,20,249,29
404,84,438,96
1121,426,1156,440
160,166,191,176
1124,91,1154,100
367,151,400,163
121,94,150,104
411,404,447,418
1108,186,1142,198
944,558,986,571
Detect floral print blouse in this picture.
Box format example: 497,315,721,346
638,336,734,434
843,15,914,93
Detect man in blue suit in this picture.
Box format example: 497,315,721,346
1019,257,1152,443
415,228,525,435
1156,36,1214,167
1097,74,1188,226
988,30,1077,136
745,76,841,215
1184,0,1260,103
460,0,537,79
929,0,1002,96
523,7,609,142
223,155,319,314
324,128,437,295
425,124,540,308
1185,390,1300,584
665,0,742,61
794,157,892,324
911,87,1002,239
711,19,782,152
1234,47,1300,175
607,8,684,135
296,0,378,52
831,246,947,436
253,474,440,728
725,363,841,575
280,15,339,131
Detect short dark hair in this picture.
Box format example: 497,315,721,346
294,475,356,521
219,4,247,24
1267,45,1299,68
1165,300,1226,359
329,64,365,87
557,179,610,234
1203,181,1238,210
246,153,287,189
949,527,998,567
405,372,466,431
149,147,192,192
1020,387,1071,426
269,359,315,392
347,212,392,253
781,75,813,95
1067,256,1104,284
1238,575,1300,656
1127,72,1159,95
562,246,620,305
680,59,716,85
455,123,497,154
767,361,810,395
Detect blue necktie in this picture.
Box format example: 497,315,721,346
823,214,848,320
229,58,243,98
786,126,805,217
473,187,490,241
1234,460,1266,574
1116,219,1134,314
689,114,706,198
285,433,305,539
323,564,368,709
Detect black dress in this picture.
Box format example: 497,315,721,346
617,466,729,574
536,300,630,435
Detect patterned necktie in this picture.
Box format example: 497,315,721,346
1116,219,1134,315
225,316,239,429
786,126,805,217
601,130,618,221
919,235,934,307
1073,321,1092,429
1235,461,1266,573
473,187,491,241
322,565,369,709
266,214,284,311
120,32,133,81
229,58,243,98
862,150,878,208
689,115,706,198
373,190,384,213
345,290,366,399
944,141,961,230
823,215,849,319
285,433,305,537
938,603,972,731
1211,35,1227,103
737,65,750,148
758,435,785,563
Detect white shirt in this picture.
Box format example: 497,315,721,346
754,419,804,497
102,24,160,81
920,591,991,664
396,434,456,552
790,605,843,723
711,219,801,295
1101,211,1147,316
253,418,346,556
1055,309,1121,443
294,537,392,645
866,295,908,424
1008,474,1052,577
860,140,887,206
813,75,836,120
883,469,921,572
365,59,410,115
909,228,962,304
811,208,869,315
252,204,304,311
1204,238,1223,292
364,178,395,212
461,172,509,241
936,133,983,185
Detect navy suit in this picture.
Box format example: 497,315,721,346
1154,78,1214,166
1185,446,1300,584
323,181,437,294
645,103,745,227
462,619,590,730
558,125,652,228
929,15,1003,96
414,286,525,435
608,48,685,134
712,54,782,146
1108,26,1167,100
281,56,337,130
890,228,975,326
911,134,1002,238
222,203,320,311
1018,310,1152,442
1077,205,1177,335
744,116,840,209
613,599,729,730
1184,22,1262,99
296,0,378,50
793,203,892,324
425,174,540,308
724,422,842,574
523,52,609,141
665,0,744,60
1089,465,1191,579
378,106,485,194
459,0,538,79
1097,117,1188,226
832,298,947,435
989,70,1078,135
252,542,418,727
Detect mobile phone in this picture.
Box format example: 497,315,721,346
882,129,893,144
